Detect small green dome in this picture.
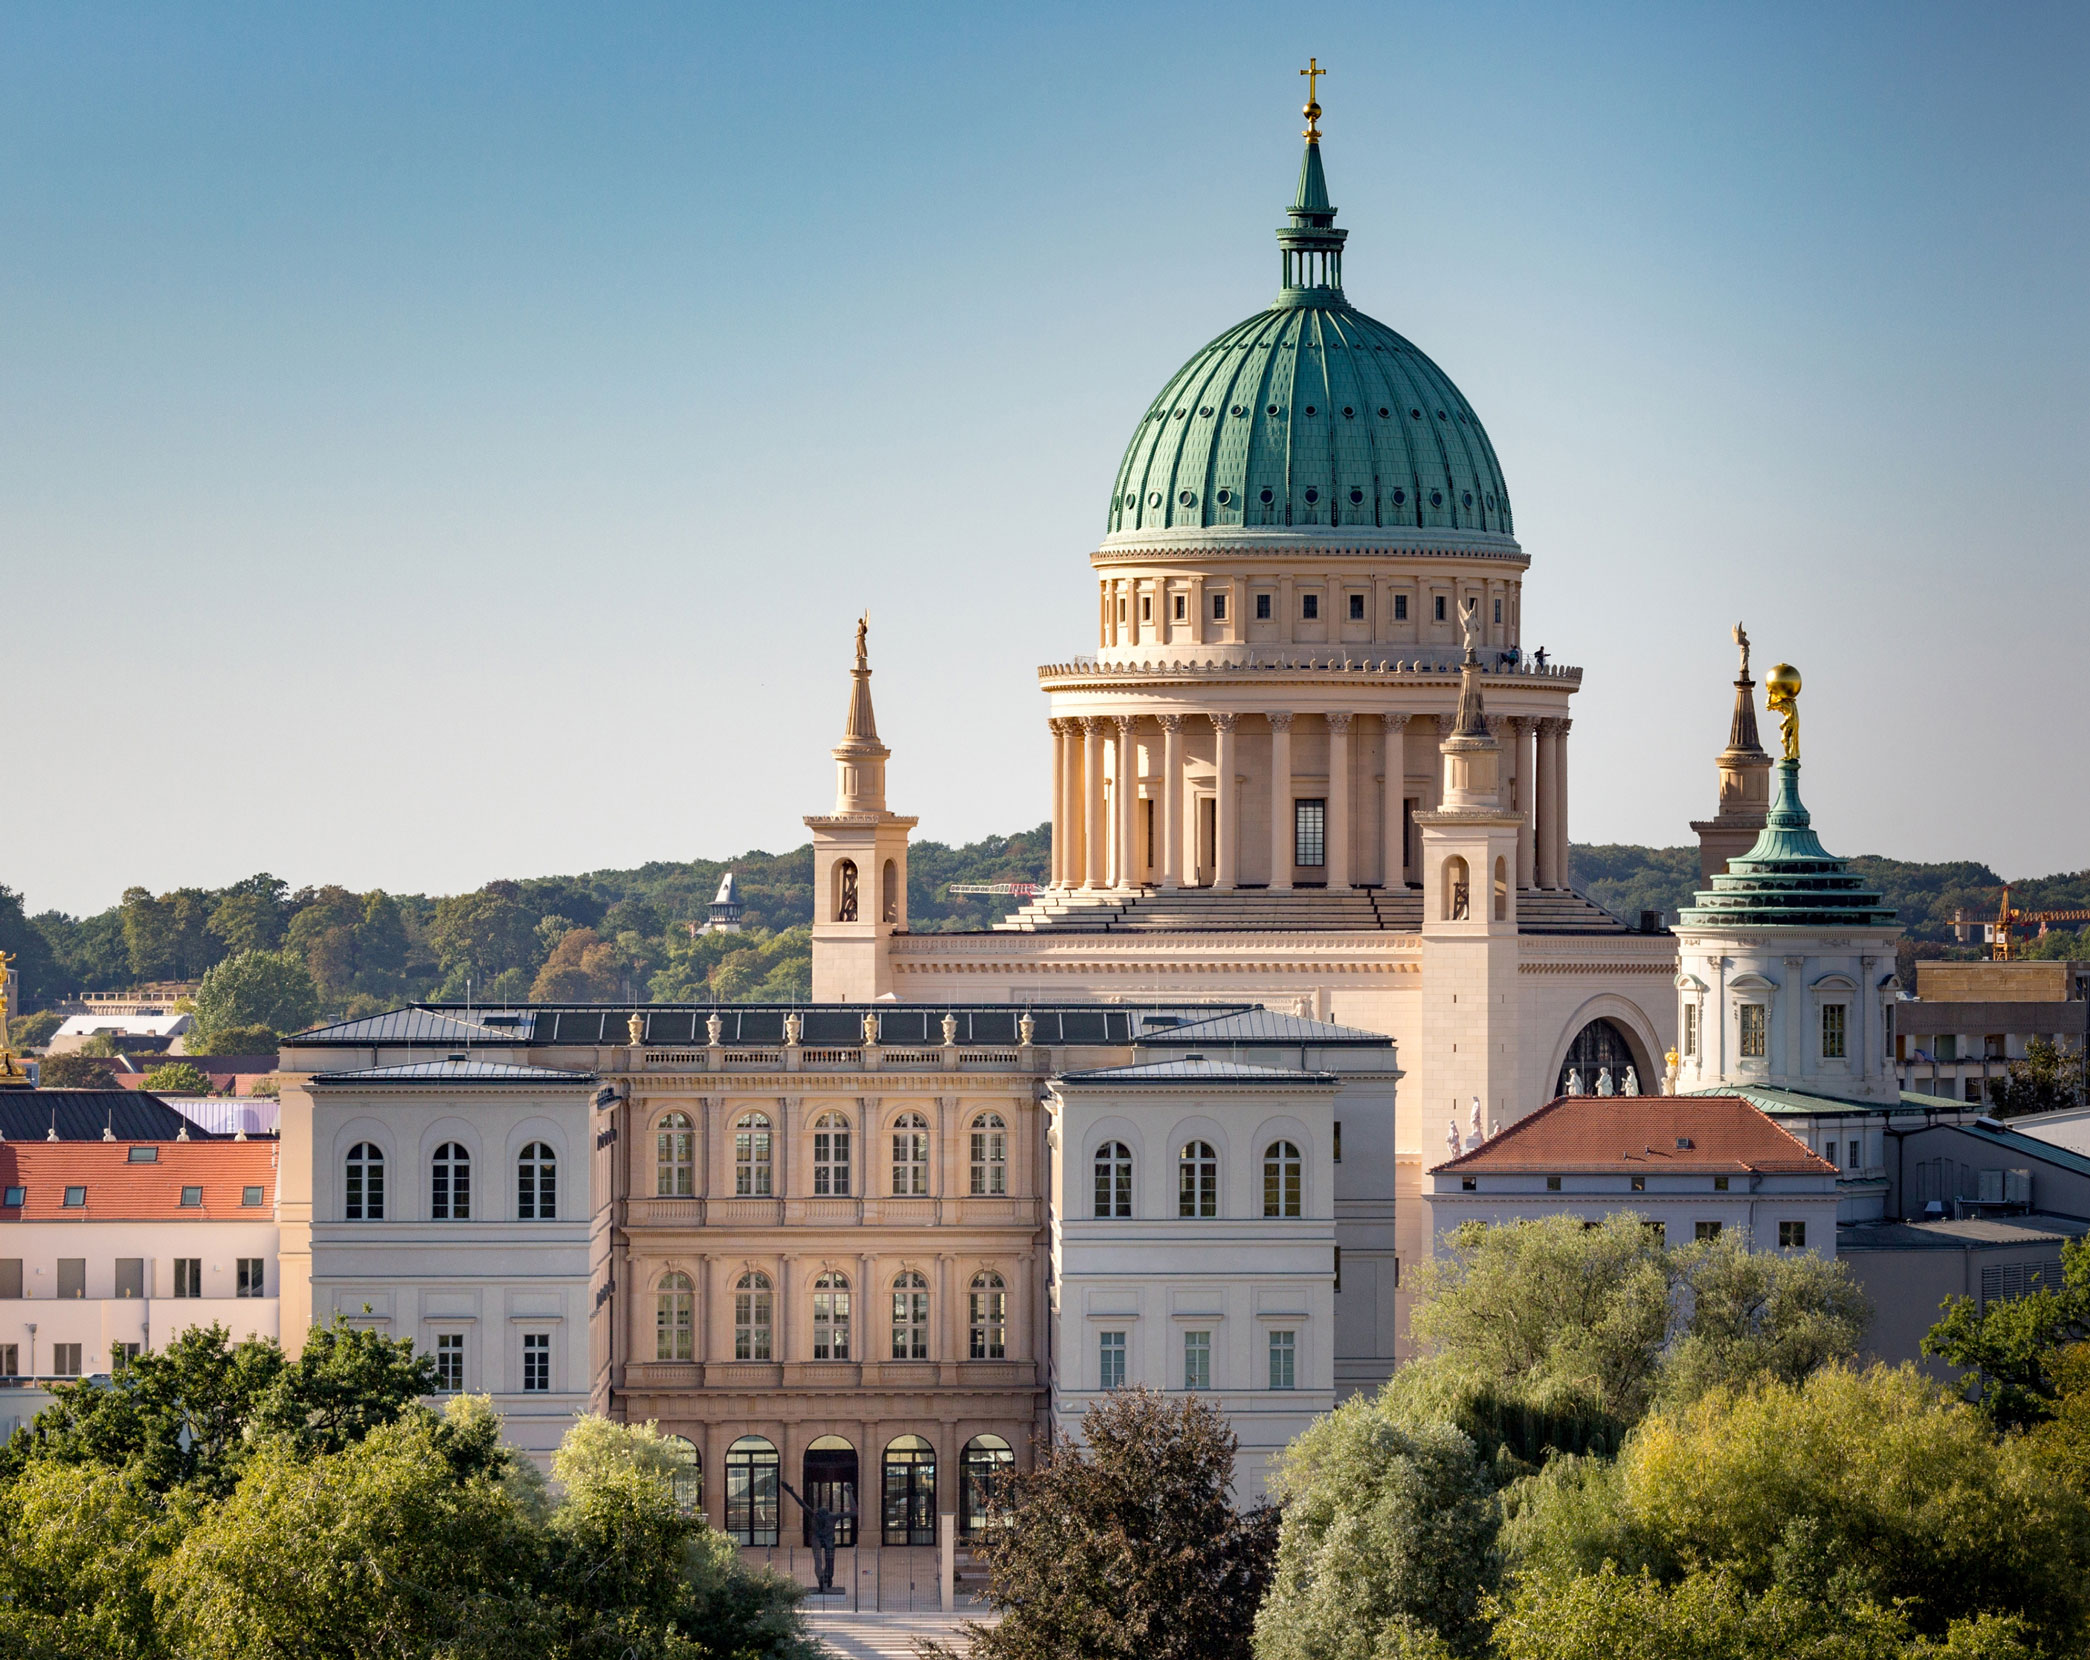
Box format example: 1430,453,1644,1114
1109,138,1512,539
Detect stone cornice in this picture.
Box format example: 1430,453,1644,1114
1037,656,1581,691
1092,527,1527,565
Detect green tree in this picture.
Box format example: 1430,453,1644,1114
529,927,623,1002
353,889,410,995
0,1460,173,1659
120,886,222,981
34,1052,118,1088
141,1061,212,1095
928,1389,1277,1660
1924,1235,2090,1429
9,1008,63,1049
190,949,318,1045
0,883,64,1010
1253,1401,1497,1660
1658,1232,1870,1407
1988,1037,2088,1117
246,1317,439,1457
191,1024,278,1056
206,875,290,956
428,882,537,994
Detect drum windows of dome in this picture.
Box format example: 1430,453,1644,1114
1348,594,1364,621
1435,596,1447,622
1301,593,1319,620
1394,594,1408,621
1255,594,1272,620
1173,594,1186,621
1212,592,1227,621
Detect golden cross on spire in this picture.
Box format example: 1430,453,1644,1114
1299,57,1326,139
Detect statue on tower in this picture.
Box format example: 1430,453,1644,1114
1764,663,1802,762
1459,598,1484,660
854,612,869,669
1733,621,1751,680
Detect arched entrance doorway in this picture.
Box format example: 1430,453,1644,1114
725,1435,779,1546
1557,1017,1642,1099
882,1435,937,1546
960,1435,1014,1540
802,1437,858,1547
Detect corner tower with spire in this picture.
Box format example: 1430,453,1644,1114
806,617,917,1001
1689,624,1773,880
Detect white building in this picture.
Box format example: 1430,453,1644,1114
276,1058,596,1464
1427,1094,1841,1257
0,1133,280,1435
1046,1056,1340,1498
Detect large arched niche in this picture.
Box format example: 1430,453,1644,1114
1544,994,1664,1105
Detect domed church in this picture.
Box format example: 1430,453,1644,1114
806,88,1679,1343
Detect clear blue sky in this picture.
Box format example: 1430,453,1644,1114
6,1,2084,915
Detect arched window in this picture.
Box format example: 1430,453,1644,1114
968,1271,1007,1360
664,1435,702,1516
812,1271,851,1360
1444,854,1470,922
655,1271,694,1361
891,1112,930,1196
345,1143,384,1221
969,1112,1007,1196
882,1435,937,1546
735,1114,773,1197
656,1111,694,1197
733,1271,773,1361
961,1435,1015,1540
1494,855,1509,921
1263,1141,1303,1218
1094,1141,1133,1218
517,1142,556,1220
812,1112,851,1197
882,858,899,924
836,859,859,922
725,1435,779,1545
431,1142,470,1220
1178,1141,1218,1218
891,1270,930,1360
804,1437,858,1547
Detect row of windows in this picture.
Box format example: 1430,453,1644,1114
657,1269,1010,1363
1681,1002,1858,1062
656,1111,1009,1199
1128,588,1484,627
404,1328,557,1393
1093,1140,1306,1219
1,1183,266,1210
706,1431,1016,1548
343,1142,557,1221
0,1257,264,1299
1093,1328,1302,1391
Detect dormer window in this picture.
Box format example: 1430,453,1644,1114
127,1147,158,1163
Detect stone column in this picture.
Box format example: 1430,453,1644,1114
1083,717,1109,890
1327,712,1353,891
1115,716,1138,889
1512,717,1537,890
1267,712,1294,891
1060,719,1084,889
1534,720,1559,889
1553,719,1573,890
1381,714,1408,888
1159,715,1183,890
1048,720,1067,888
1211,714,1238,891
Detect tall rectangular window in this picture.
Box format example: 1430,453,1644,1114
1682,1003,1699,1058
53,1344,82,1377
1347,593,1364,620
1268,1329,1296,1390
1821,1004,1847,1059
1394,593,1408,620
522,1333,551,1392
1434,595,1447,621
114,1342,142,1368
1213,592,1228,620
115,1259,144,1299
57,1259,85,1299
1295,799,1326,868
1301,593,1319,620
236,1259,265,1298
173,1259,202,1298
1099,1331,1126,1390
1695,1221,1722,1241
1173,593,1186,620
1779,1221,1807,1249
1184,1331,1211,1391
1739,1004,1767,1058
435,1333,464,1392
0,1260,18,1299
0,1344,16,1376
1255,593,1272,620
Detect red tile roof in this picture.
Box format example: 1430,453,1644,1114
0,1140,277,1221
1431,1095,1837,1177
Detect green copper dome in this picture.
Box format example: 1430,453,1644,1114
1108,136,1512,539
1676,761,1899,932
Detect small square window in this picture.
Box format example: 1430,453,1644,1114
62,1186,86,1208
236,1258,264,1298
1713,1175,1730,1191
126,1146,158,1163
1347,593,1364,620
1302,593,1319,620
1255,593,1272,620
1460,1176,1476,1192
1779,1220,1807,1249
1434,595,1446,622
173,1259,202,1298
2,1187,22,1208
1173,593,1186,620
1213,592,1228,620
1630,1176,1646,1192
1394,593,1408,620
1696,1221,1722,1241
179,1186,203,1208
1546,1175,1562,1191
242,1186,264,1207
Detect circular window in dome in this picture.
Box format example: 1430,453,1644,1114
1216,487,1233,506
1231,404,1246,416
1392,488,1406,505
1349,487,1364,504
1378,407,1390,418
1267,403,1280,416
1259,486,1274,504
1459,412,1469,424
1304,405,1317,416
1462,491,1473,508
1304,487,1320,504
1436,410,1447,421
1410,408,1422,420
1148,491,1163,508
1178,490,1196,507
1430,490,1443,508
1342,406,1355,418
1199,406,1213,417
1175,408,1188,420
1486,494,1497,509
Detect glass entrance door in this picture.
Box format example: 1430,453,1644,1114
881,1435,937,1546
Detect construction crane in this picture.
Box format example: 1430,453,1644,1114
946,882,1042,899
1961,887,2090,961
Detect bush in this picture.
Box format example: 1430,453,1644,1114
190,951,317,1048
7,1009,62,1050
34,1053,118,1089
142,1062,212,1095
